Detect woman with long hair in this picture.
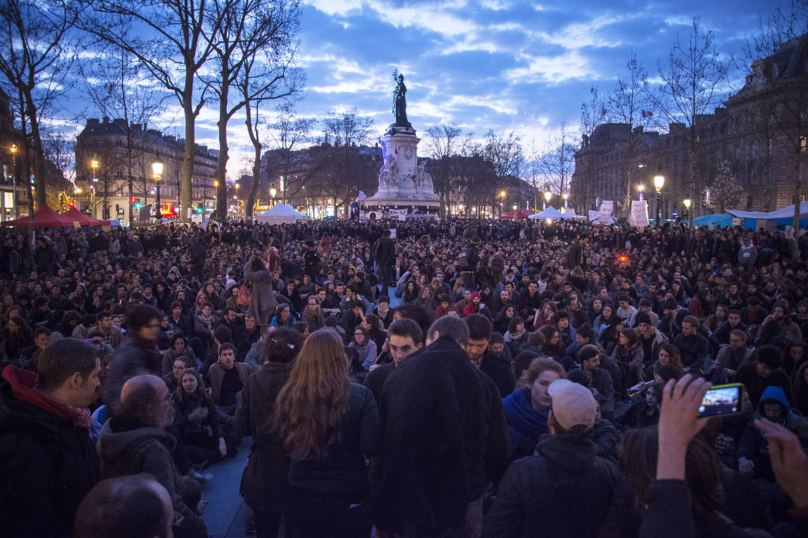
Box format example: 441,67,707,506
349,325,378,372
403,281,420,304
533,300,557,330
161,333,198,376
236,328,304,538
593,303,615,333
494,304,517,335
274,329,379,538
538,326,566,358
611,328,645,389
174,369,239,468
645,343,684,382
4,316,33,361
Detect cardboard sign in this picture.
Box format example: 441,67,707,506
598,201,613,226
629,200,649,227
732,218,742,226
390,229,396,239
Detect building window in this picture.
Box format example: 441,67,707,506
4,192,13,207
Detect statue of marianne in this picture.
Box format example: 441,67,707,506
392,70,408,126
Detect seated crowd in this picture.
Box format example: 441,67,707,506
0,217,808,538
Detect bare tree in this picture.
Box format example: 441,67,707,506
647,19,729,222
82,47,168,222
310,109,377,214
85,0,224,221
742,1,808,257
538,122,578,200
482,130,522,215
265,103,317,203
0,0,80,210
423,124,462,217
708,160,747,214
208,0,302,221
608,53,651,217
576,86,609,212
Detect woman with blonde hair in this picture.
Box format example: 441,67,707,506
274,329,379,538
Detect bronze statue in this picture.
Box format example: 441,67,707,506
392,70,408,126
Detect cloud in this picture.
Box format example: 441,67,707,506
52,0,790,182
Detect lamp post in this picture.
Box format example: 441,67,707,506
10,144,18,219
270,187,277,208
544,190,552,210
214,180,219,217
653,175,664,229
91,159,99,219
152,153,164,221
683,199,692,228
563,193,568,209
637,184,645,202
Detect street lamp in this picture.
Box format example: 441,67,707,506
637,184,645,203
543,190,552,210
683,198,691,227
90,159,100,219
10,144,18,218
270,187,277,207
563,193,568,209
152,153,164,221
653,175,664,228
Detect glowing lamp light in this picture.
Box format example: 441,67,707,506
653,175,665,190
544,191,552,202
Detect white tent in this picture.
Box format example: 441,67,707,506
282,203,309,220
255,204,297,224
728,201,808,220
528,207,568,220
560,208,586,219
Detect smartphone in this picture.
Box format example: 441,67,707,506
698,383,745,418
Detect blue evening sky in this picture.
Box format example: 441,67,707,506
65,0,784,180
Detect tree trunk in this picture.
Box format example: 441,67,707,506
793,149,802,260
247,141,260,220
181,82,195,223
214,104,229,221
25,91,47,208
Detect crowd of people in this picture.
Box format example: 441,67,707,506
0,216,808,538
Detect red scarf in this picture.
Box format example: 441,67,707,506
2,366,94,428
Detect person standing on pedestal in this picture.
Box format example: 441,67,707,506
375,230,396,299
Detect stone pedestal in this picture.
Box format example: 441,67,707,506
366,124,438,209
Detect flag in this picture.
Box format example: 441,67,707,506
641,110,654,118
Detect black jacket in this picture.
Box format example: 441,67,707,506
0,372,101,538
375,237,396,266
479,349,517,397
235,362,292,513
371,335,511,536
483,434,623,538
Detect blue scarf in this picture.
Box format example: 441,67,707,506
502,387,550,459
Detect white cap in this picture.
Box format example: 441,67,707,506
548,379,597,430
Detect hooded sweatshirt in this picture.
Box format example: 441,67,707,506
97,416,206,533
738,386,808,462
483,434,623,538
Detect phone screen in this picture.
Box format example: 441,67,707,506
698,385,742,418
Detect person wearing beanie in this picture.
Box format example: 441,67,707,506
636,311,668,368
484,378,623,537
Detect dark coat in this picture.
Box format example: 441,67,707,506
102,336,163,412
502,387,549,460
235,362,292,513
375,237,397,266
370,335,511,536
0,370,101,538
479,348,517,397
363,362,396,405
483,434,623,538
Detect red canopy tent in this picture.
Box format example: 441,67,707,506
63,206,108,226
502,209,533,220
1,204,79,228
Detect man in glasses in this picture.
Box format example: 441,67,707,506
97,374,208,538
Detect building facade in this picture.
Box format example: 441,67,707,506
75,117,218,225
0,88,24,222
571,36,808,220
